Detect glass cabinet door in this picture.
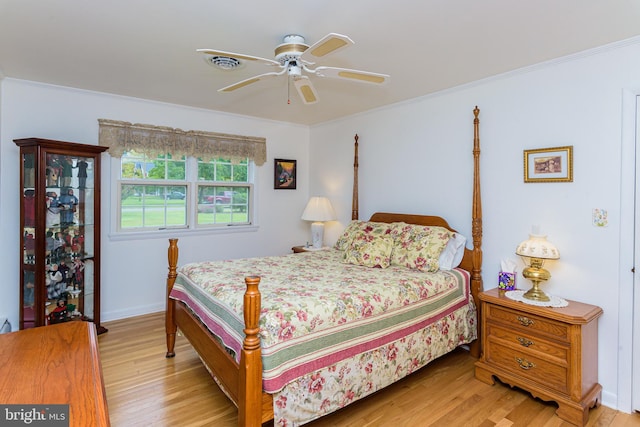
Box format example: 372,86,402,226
22,150,37,328
43,154,97,326
17,138,107,332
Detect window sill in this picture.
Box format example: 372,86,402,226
108,224,259,242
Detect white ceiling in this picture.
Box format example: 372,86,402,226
1,1,640,126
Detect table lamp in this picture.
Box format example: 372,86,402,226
301,196,336,249
515,231,560,302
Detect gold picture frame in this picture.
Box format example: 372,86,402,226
524,146,573,183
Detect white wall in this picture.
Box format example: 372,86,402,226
0,79,311,325
310,40,640,410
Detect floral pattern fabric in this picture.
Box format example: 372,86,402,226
274,300,476,426
391,223,453,272
333,220,396,251
342,230,394,268
334,220,365,250
171,248,476,426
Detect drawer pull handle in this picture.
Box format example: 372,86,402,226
517,337,534,347
517,316,534,327
515,357,535,370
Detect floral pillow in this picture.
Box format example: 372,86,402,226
334,220,365,251
391,224,452,272
334,221,397,251
343,230,394,268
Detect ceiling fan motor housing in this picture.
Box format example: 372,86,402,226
274,34,309,65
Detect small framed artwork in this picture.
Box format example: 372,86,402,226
274,159,297,189
524,146,573,183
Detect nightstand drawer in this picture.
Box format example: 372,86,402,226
486,324,569,363
486,304,570,342
485,340,569,394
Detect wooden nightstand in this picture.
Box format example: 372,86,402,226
474,288,603,426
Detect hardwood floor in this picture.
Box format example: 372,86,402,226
98,312,640,427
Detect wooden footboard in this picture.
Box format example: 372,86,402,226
165,240,271,426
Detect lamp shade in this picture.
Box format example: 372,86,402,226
301,197,336,222
515,234,560,260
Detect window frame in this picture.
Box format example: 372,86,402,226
195,182,253,228
108,154,258,239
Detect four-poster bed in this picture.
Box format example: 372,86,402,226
165,107,483,426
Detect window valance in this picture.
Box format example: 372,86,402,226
98,119,267,166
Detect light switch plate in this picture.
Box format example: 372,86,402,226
592,208,608,227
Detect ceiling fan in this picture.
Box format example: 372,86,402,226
198,33,390,105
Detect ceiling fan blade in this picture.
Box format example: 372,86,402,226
300,33,354,63
314,66,389,85
218,72,282,92
198,49,281,67
294,76,319,104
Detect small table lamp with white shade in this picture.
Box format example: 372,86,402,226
301,196,336,249
515,230,560,302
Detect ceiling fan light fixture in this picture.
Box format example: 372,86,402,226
288,64,302,78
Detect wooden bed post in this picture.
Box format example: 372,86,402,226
469,106,483,358
352,134,359,221
166,238,179,358
238,276,263,427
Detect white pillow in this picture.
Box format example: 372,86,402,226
438,233,467,270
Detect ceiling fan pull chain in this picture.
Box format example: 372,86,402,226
287,74,291,104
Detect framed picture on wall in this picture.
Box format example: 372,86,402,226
274,159,297,189
524,146,573,183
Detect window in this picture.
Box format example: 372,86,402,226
196,158,251,226
98,118,265,235
117,151,253,232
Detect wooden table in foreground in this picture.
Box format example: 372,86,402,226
0,322,110,426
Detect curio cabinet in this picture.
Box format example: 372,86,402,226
15,138,108,333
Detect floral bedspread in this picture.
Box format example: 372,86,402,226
171,248,473,389
274,300,476,426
